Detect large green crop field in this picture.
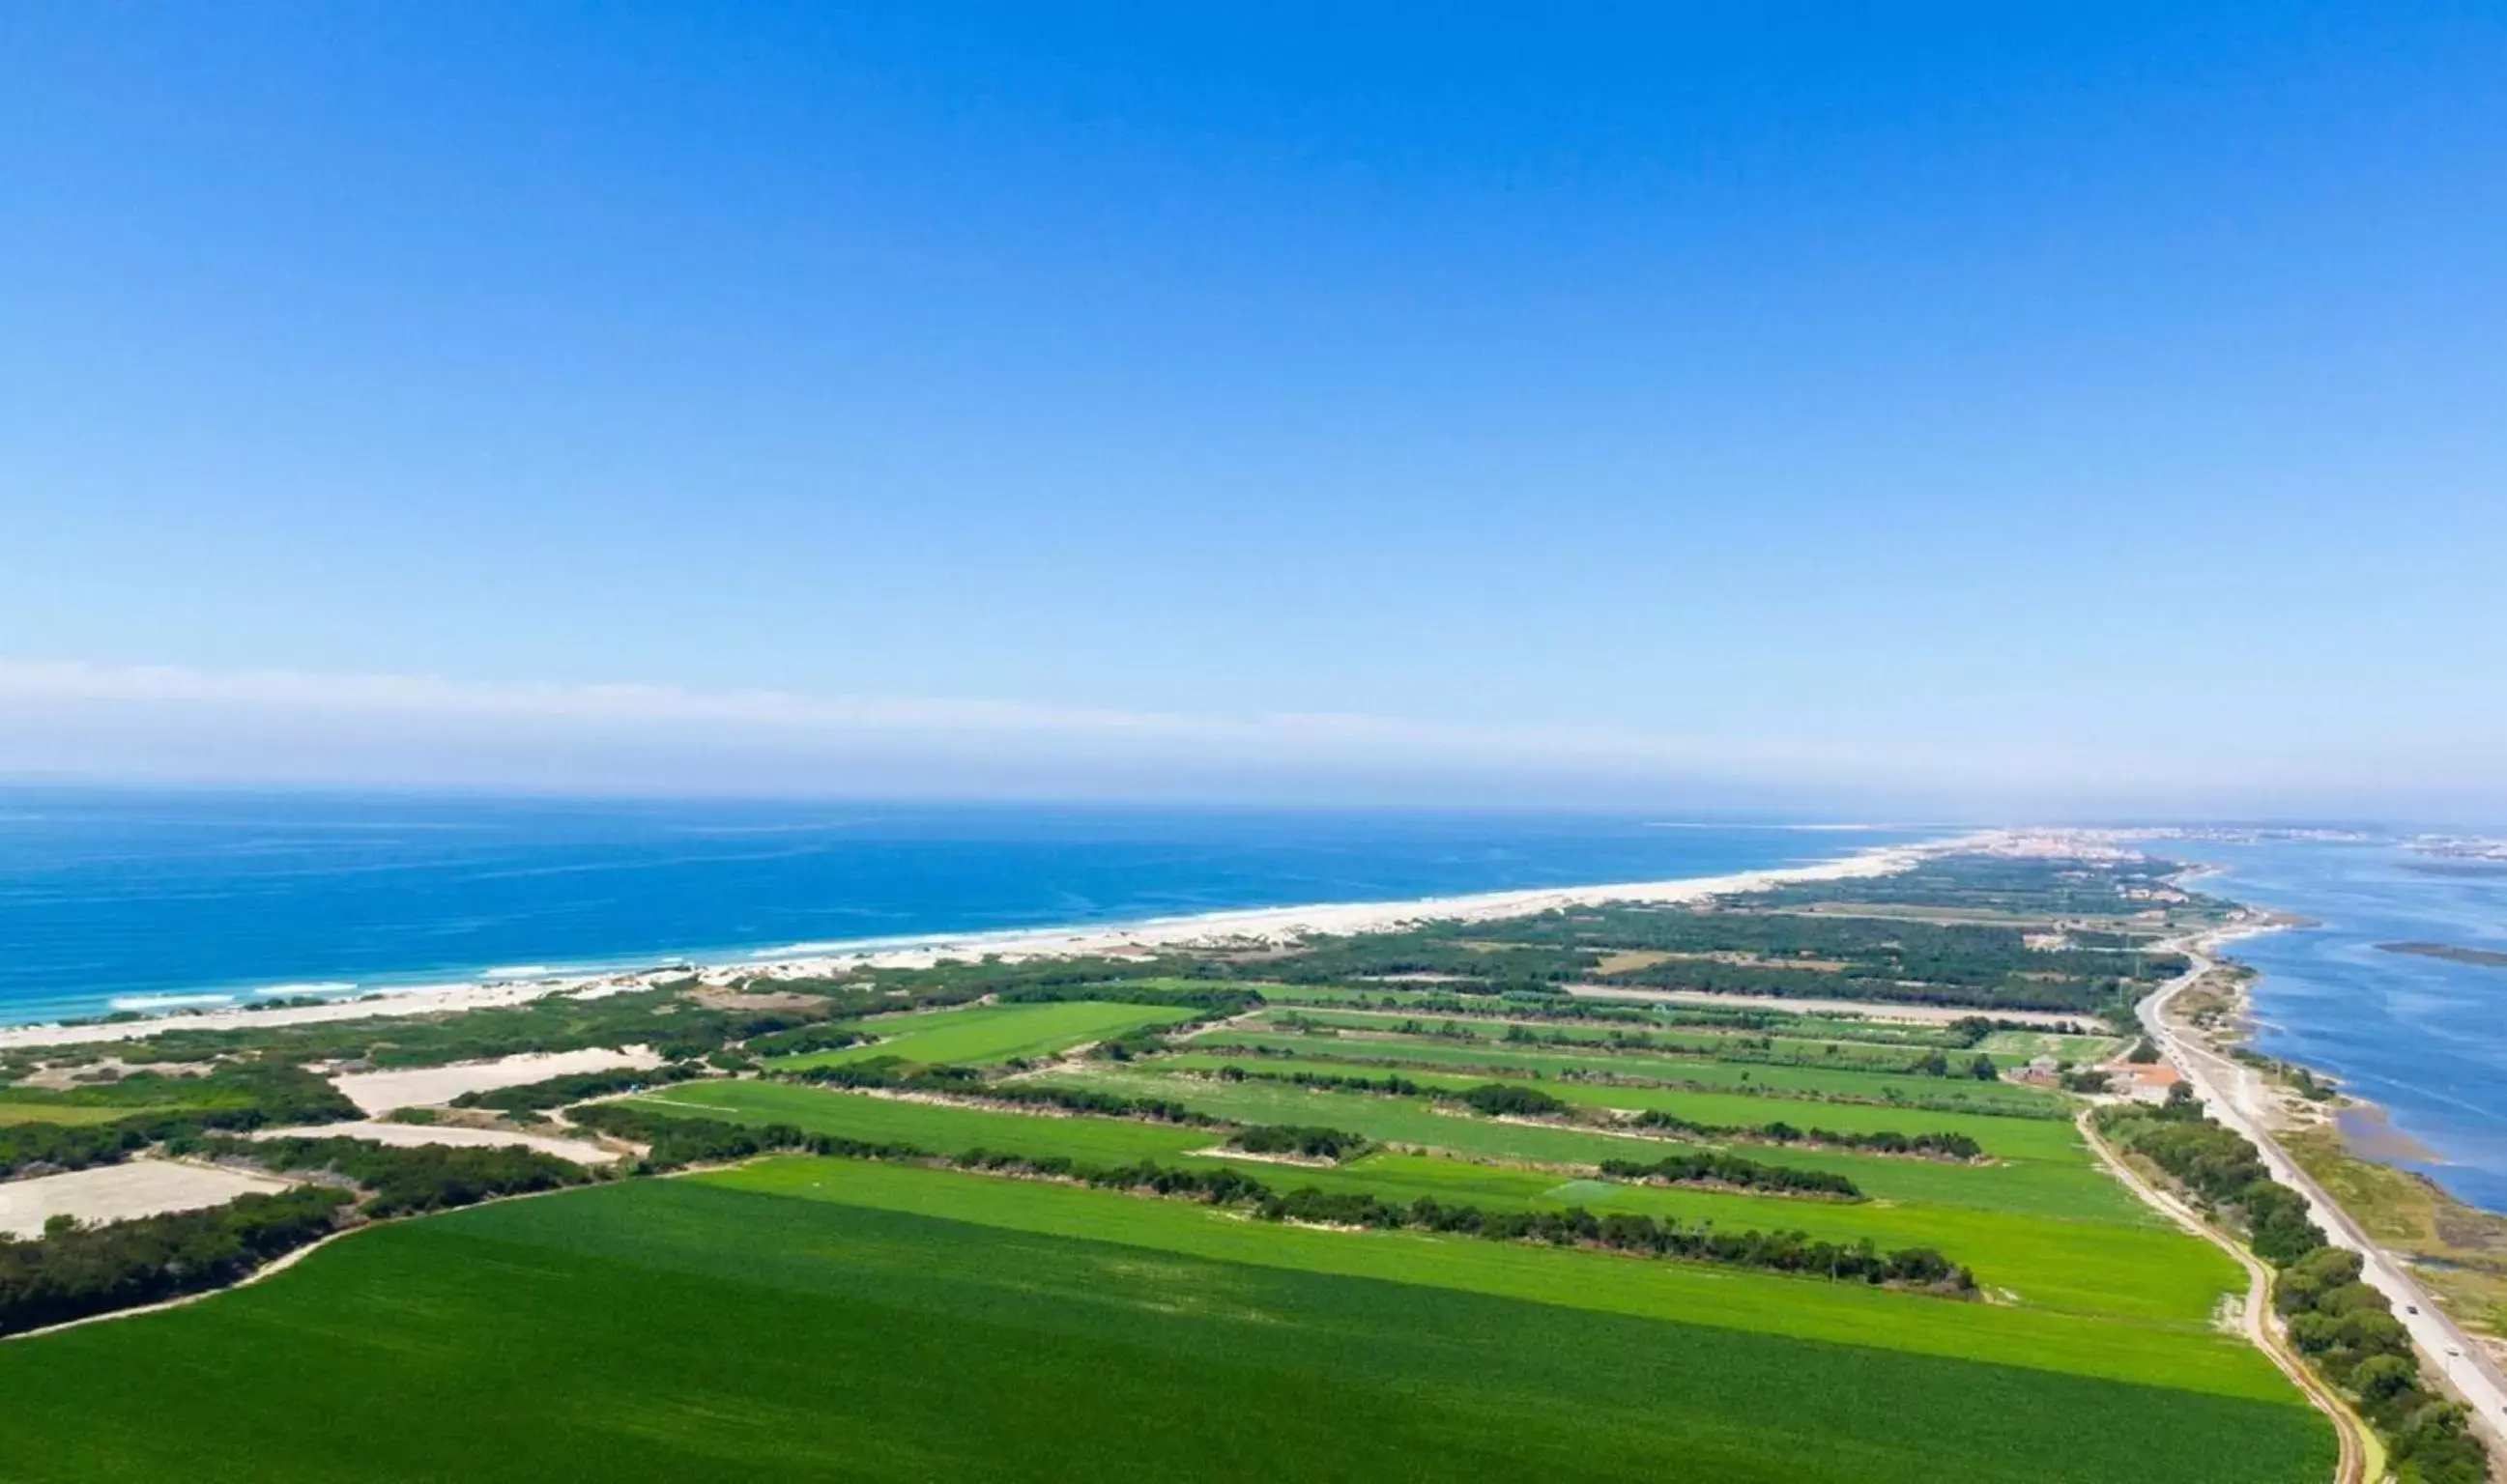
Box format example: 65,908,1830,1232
766,999,1200,1070
0,1167,2327,1482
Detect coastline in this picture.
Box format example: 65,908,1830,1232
0,829,1989,1055
2145,916,2507,1451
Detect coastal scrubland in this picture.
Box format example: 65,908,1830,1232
0,852,2343,1480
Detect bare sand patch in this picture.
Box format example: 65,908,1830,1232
0,1159,293,1239
249,1120,625,1165
330,1046,663,1116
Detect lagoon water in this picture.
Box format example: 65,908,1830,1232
2182,839,2507,1213
0,788,1925,1030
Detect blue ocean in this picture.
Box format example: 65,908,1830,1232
2180,838,2507,1214
0,788,1927,1030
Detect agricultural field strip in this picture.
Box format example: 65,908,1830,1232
0,1102,140,1127
1151,1052,2080,1160
631,1080,2235,1325
766,1000,1200,1070
1237,1006,1928,1065
705,1156,2296,1402
1031,1066,2159,1224
1182,1028,2068,1114
1246,985,1990,1044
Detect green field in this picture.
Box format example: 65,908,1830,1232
1185,1029,2069,1115
0,1167,2327,1481
1157,1052,2077,1159
767,1000,1200,1070
1035,1066,2149,1222
1251,1007,1926,1069
622,1080,2221,1321
1233,1152,2233,1324
624,1079,1222,1165
0,1100,138,1127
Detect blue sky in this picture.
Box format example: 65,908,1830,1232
4,4,2503,816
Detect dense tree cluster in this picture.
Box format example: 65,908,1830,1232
0,1186,354,1337
1628,1109,1980,1161
955,1151,1274,1204
566,1103,821,1168
1597,1153,1860,1199
189,1135,594,1216
2101,1088,2322,1265
1453,1083,1570,1118
2276,1247,2489,1483
1225,1125,1369,1161
0,1064,360,1179
450,1062,707,1113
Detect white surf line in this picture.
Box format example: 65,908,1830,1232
0,828,2012,1055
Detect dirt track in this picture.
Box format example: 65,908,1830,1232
2078,1109,2371,1484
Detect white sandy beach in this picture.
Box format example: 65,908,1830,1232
0,829,2020,1056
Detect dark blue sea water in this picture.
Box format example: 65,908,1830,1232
0,789,1928,1030
2181,839,2507,1214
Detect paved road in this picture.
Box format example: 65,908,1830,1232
2144,931,2507,1451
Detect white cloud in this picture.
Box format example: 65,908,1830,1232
0,658,2493,819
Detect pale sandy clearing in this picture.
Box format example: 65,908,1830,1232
248,1120,625,1165
330,1046,663,1116
0,1159,294,1239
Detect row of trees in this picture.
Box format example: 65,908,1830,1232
1225,1125,1369,1161
1628,1108,1981,1161
1208,1063,1425,1096
185,1135,593,1216
2278,1246,2489,1482
2101,1089,2489,1484
1448,1081,1965,1170
0,1186,354,1336
1256,1185,1970,1293
2100,1087,2321,1265
1596,1152,1861,1200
